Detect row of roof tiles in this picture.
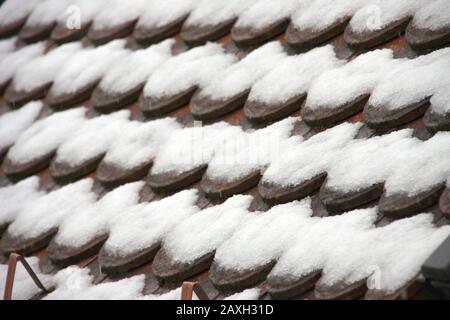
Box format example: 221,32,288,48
1,0,449,52
1,105,449,219
1,39,449,135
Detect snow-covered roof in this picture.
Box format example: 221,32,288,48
0,0,449,301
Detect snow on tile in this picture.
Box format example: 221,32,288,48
56,0,106,26
151,122,243,175
24,0,72,27
102,118,181,170
44,266,145,300
0,176,44,227
12,42,82,92
0,37,16,60
6,107,87,165
143,43,237,98
54,110,130,167
349,0,430,33
321,128,450,197
0,256,52,300
269,206,450,293
163,195,253,264
225,288,261,300
214,199,313,271
429,89,450,115
140,287,184,300
291,0,365,31
262,122,362,187
136,0,196,29
319,214,450,293
184,0,253,27
0,42,46,89
234,0,304,29
270,208,378,281
199,41,286,100
98,39,173,94
92,0,147,30
383,132,450,196
103,189,200,257
7,179,96,239
0,101,43,153
411,0,450,31
369,48,450,112
205,117,299,182
324,129,415,193
248,45,342,104
50,40,127,95
53,182,144,248
305,49,398,110
0,0,40,27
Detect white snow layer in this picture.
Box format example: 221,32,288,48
140,288,185,300
7,179,96,239
0,256,52,300
205,117,300,182
349,0,431,33
25,0,72,27
303,47,450,114
45,267,186,300
262,122,363,187
383,132,450,196
143,43,237,98
50,40,127,95
317,214,450,292
103,189,200,256
0,42,46,88
12,42,82,92
235,0,304,29
99,39,173,94
44,267,145,300
204,196,450,293
270,208,450,293
137,0,196,29
0,37,16,59
305,49,398,109
0,101,43,152
43,265,260,300
270,208,378,282
54,110,130,166
151,117,299,179
264,124,450,197
6,107,87,165
225,288,261,300
184,0,253,27
150,121,243,175
56,0,107,25
102,118,181,170
412,0,450,31
0,0,40,27
163,195,253,263
54,182,144,248
200,41,286,100
369,48,450,113
248,45,342,104
214,199,314,271
92,0,148,30
291,0,365,31
0,176,44,227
